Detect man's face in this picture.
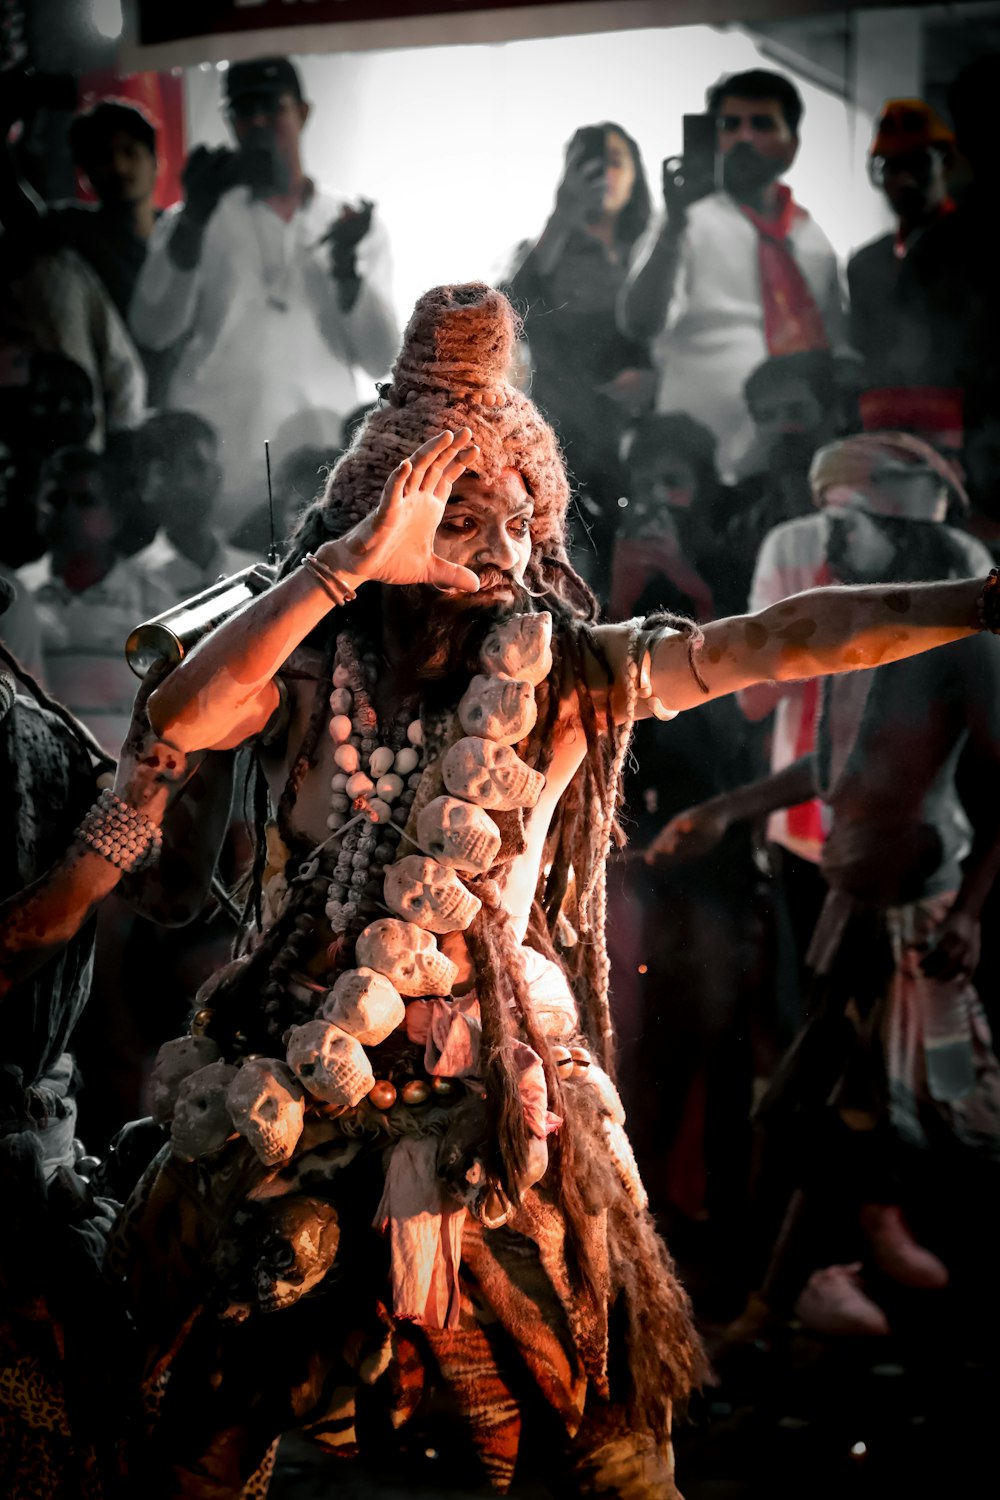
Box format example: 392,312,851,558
432,469,534,607
873,147,949,222
750,375,823,457
230,91,308,181
716,94,798,198
86,130,157,207
626,452,698,534
146,435,222,525
28,371,94,451
39,466,115,553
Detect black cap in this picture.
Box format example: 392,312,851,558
224,57,303,104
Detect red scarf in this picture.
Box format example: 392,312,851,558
740,185,829,356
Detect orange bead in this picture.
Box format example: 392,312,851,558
369,1079,397,1110
401,1079,431,1106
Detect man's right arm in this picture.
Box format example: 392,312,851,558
148,429,482,754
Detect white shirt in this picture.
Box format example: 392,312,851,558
134,527,261,604
130,185,398,518
628,191,845,477
22,554,174,756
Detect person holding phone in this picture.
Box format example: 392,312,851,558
502,121,654,600
620,69,844,478
130,57,399,527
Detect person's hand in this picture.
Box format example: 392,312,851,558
321,430,482,593
180,145,239,226
645,802,731,863
324,198,374,255
112,664,205,825
920,907,981,983
553,140,606,229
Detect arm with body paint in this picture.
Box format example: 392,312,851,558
148,431,482,754
592,579,985,721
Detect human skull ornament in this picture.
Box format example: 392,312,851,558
249,1196,341,1313
286,1020,375,1107
442,738,544,811
227,1058,306,1166
150,1036,221,1124
355,918,459,997
458,674,538,745
170,1060,238,1160
384,855,482,934
319,967,405,1046
480,612,552,685
417,797,501,874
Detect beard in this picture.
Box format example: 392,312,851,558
722,142,783,199
390,567,535,707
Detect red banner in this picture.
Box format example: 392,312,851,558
137,0,587,46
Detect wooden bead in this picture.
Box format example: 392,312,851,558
332,664,351,687
376,773,404,802
329,714,353,744
369,1079,397,1110
366,798,392,823
406,720,424,747
401,1079,430,1106
394,747,419,776
345,772,374,798
329,688,352,714
191,1008,213,1036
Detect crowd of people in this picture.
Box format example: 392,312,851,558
2,41,1000,1500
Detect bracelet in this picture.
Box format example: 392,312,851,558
977,567,1000,634
74,788,163,873
302,552,357,607
632,624,680,721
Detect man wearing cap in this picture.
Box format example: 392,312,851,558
847,99,956,394
130,56,398,525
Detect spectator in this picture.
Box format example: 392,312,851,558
133,411,259,599
0,93,160,320
609,410,724,621
20,446,174,755
130,56,398,524
502,121,654,596
621,69,844,477
848,100,956,394
717,349,838,615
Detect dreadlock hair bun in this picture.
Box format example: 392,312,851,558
285,283,571,569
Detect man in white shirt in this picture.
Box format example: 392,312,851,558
620,69,844,477
133,410,260,602
130,57,399,524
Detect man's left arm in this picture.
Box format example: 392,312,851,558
593,577,985,720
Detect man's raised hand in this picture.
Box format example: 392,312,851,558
324,429,481,593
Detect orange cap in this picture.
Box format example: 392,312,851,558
870,99,954,158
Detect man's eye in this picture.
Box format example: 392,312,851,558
509,519,531,537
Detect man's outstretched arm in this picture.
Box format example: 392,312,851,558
597,578,985,721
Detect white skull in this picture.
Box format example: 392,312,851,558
286,1020,374,1107
417,796,501,875
480,612,552,685
227,1058,306,1166
319,967,405,1046
355,918,459,997
458,674,538,745
442,737,544,811
170,1060,238,1160
383,855,482,934
150,1035,221,1124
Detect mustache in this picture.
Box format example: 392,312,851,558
475,566,515,592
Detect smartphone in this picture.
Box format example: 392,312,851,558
681,113,719,197
573,124,607,169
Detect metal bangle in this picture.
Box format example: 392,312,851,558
302,552,357,607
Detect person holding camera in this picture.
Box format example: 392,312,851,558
130,56,399,525
620,69,844,478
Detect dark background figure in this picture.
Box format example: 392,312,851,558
847,99,955,397
502,120,654,602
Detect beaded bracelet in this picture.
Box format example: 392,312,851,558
977,567,1000,634
74,788,163,873
302,552,358,607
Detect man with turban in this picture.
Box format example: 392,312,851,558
117,286,996,1497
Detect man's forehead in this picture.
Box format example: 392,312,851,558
448,468,531,509
719,95,785,119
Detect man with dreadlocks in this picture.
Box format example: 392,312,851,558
117,284,997,1499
